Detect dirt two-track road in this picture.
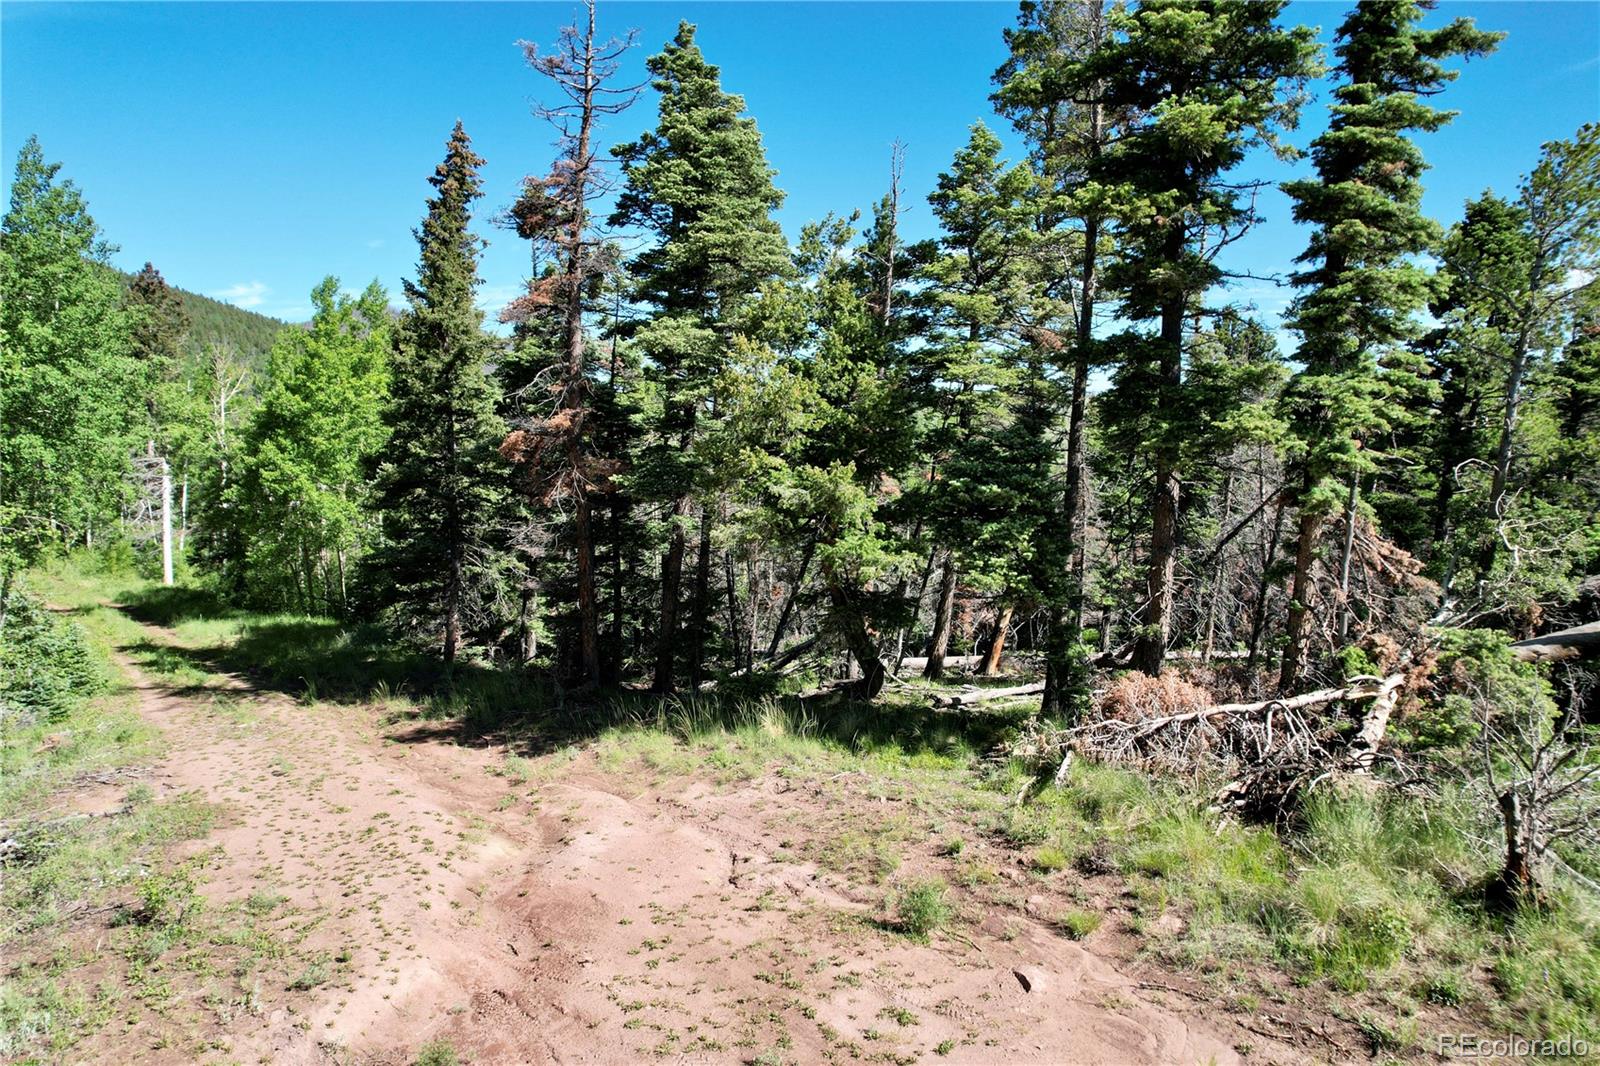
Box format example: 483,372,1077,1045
66,611,1318,1066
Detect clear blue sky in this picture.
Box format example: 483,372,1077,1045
3,2,1597,330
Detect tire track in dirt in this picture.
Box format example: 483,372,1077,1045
99,614,1309,1066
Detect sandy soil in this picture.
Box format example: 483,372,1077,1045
66,617,1326,1066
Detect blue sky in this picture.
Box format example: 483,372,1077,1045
3,1,1597,330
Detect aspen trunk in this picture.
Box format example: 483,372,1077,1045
160,456,174,587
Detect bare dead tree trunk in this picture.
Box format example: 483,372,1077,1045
923,553,959,680
980,602,1014,676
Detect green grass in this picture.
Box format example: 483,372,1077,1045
992,756,1599,1044
415,1039,461,1066
1056,909,1102,940
891,879,952,941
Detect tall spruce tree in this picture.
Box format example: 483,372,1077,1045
912,123,1043,681
610,22,790,693
499,1,639,687
992,0,1123,717
1277,1,1499,691
1059,0,1319,676
372,122,508,664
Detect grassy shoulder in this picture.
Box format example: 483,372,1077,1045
1,559,300,1064
16,554,1598,1060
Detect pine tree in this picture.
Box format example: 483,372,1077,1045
0,136,140,607
1430,127,1600,616
1059,0,1319,676
912,123,1040,680
726,209,919,696
993,0,1123,716
499,1,639,687
610,22,790,693
1277,0,1499,691
371,123,509,664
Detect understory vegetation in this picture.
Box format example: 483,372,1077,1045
6,556,1595,1059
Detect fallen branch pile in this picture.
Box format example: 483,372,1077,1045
1012,673,1408,822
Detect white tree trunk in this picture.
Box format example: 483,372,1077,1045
161,457,174,587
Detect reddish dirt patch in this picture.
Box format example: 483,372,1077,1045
68,620,1320,1065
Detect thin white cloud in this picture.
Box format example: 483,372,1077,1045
366,239,386,249
213,281,269,309
475,283,524,312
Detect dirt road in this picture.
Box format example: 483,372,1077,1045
81,614,1309,1066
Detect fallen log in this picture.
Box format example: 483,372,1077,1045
700,636,820,691
1204,674,1399,717
1510,621,1600,664
1342,674,1406,772
930,681,1046,708
897,654,984,673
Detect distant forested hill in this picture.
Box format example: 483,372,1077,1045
114,267,288,365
